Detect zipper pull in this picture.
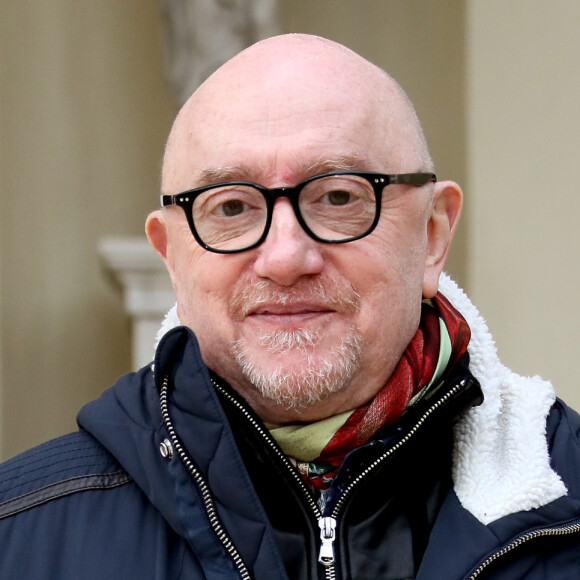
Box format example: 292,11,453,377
318,516,337,567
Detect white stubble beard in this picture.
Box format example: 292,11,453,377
231,325,363,411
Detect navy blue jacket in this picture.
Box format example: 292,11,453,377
1,326,579,578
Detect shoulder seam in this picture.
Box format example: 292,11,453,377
0,470,133,520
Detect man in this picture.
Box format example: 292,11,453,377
0,34,578,579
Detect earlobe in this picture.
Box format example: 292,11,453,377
146,210,169,260
422,181,463,298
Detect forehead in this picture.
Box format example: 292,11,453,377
162,44,417,192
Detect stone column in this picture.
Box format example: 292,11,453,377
159,0,280,104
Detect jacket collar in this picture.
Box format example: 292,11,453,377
439,273,566,524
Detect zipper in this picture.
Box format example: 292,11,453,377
164,370,578,579
160,375,252,580
323,379,469,556
215,376,468,580
467,520,580,579
318,516,337,567
212,380,337,579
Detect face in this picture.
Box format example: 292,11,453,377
148,37,461,423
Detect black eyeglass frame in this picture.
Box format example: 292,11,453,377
160,170,437,254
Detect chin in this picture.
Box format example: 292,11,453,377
231,331,362,411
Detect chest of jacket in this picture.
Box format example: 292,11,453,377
216,364,481,579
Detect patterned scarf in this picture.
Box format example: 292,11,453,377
268,292,471,498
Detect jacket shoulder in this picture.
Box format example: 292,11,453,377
0,429,131,520
547,398,580,446
547,398,580,496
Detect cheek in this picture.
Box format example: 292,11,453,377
355,261,423,374
166,237,245,342
371,205,430,289
172,256,244,371
354,248,424,331
336,219,427,358
352,219,428,296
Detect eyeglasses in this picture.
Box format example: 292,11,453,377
160,170,436,254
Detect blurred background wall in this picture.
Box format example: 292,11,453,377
1,0,578,460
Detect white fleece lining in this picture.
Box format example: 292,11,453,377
155,304,181,354
439,273,566,524
155,275,567,525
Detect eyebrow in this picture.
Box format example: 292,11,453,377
196,165,249,186
195,154,372,188
303,155,373,175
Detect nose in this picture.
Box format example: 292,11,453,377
252,198,324,286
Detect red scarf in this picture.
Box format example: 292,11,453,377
300,292,470,492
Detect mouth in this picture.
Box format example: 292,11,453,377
245,304,336,327
229,276,361,328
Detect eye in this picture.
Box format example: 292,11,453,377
322,190,353,206
217,199,249,217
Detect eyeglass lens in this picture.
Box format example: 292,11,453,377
191,174,378,251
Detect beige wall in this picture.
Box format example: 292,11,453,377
0,1,176,458
1,1,578,460
466,0,580,410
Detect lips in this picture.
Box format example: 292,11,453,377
246,303,335,327
248,303,333,316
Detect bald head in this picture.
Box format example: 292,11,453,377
161,34,433,194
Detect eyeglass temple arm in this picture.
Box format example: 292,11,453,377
388,173,437,185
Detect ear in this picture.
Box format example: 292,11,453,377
422,181,463,298
146,209,169,260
